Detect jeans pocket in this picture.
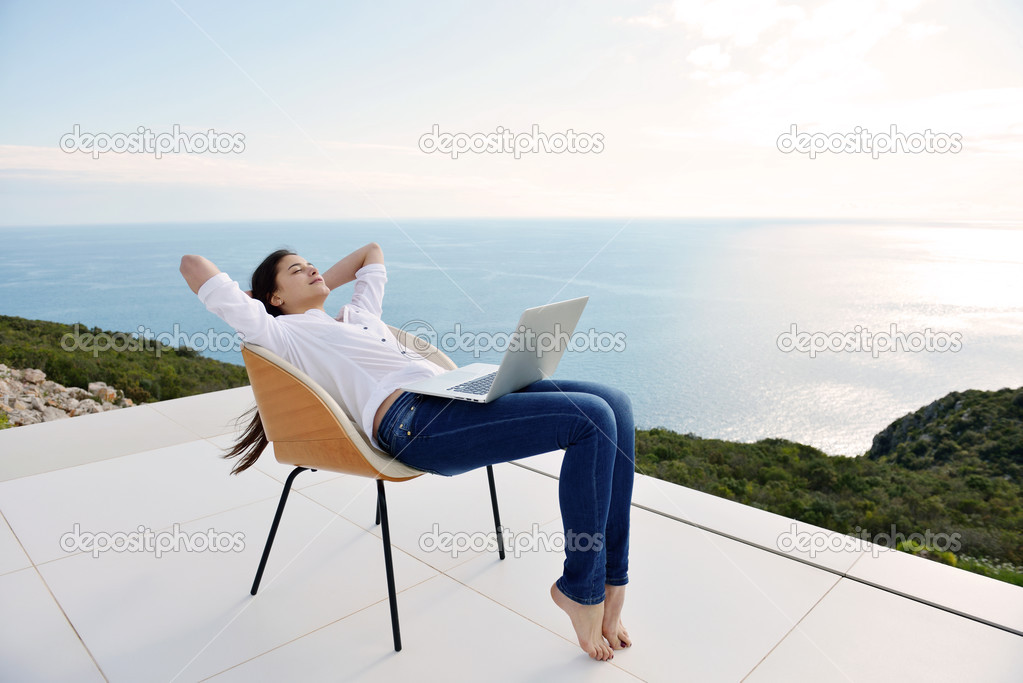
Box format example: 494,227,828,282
389,393,424,440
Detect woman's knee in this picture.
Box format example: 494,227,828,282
588,384,633,427
569,394,618,441
561,380,630,409
605,384,632,415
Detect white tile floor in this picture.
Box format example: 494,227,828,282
1,388,1021,682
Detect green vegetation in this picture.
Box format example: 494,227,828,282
0,315,249,403
956,555,1023,585
635,386,1023,586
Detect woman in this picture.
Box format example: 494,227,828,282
180,242,634,661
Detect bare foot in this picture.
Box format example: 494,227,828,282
602,584,632,649
550,582,614,661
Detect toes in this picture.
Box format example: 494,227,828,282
586,634,615,661
602,622,631,649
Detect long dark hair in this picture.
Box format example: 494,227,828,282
222,249,296,474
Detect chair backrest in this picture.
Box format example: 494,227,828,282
240,325,456,482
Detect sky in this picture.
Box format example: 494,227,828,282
0,0,1021,225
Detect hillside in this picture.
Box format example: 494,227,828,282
0,315,249,404
868,387,1023,480
636,387,1023,585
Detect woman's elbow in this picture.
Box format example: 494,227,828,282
180,254,203,273
180,254,219,293
364,242,384,265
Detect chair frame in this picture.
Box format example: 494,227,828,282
240,333,506,652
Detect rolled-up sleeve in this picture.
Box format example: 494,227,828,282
197,272,286,349
344,263,387,318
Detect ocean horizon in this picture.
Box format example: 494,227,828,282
3,218,1022,456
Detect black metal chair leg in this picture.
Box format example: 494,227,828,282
251,466,309,595
486,465,505,560
376,479,402,651
251,465,502,652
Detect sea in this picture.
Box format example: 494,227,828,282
2,218,1021,456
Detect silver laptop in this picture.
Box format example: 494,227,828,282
401,296,588,402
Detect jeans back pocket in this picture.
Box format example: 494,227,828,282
390,393,424,439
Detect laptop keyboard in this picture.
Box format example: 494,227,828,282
447,372,498,395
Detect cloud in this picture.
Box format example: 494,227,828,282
687,43,731,70
319,140,422,156
672,0,806,47
623,0,937,95
621,0,960,141
906,21,946,41
619,12,670,29
0,144,521,192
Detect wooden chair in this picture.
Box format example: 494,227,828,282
240,328,506,652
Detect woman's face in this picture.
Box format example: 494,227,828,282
270,254,330,314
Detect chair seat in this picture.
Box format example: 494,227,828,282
241,342,424,481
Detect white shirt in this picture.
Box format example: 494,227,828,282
197,263,445,449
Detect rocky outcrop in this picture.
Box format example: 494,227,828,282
867,387,1023,477
0,364,134,427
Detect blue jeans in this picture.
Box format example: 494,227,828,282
375,379,634,606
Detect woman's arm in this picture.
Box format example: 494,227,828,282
182,253,285,349
180,255,222,294
321,242,384,291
